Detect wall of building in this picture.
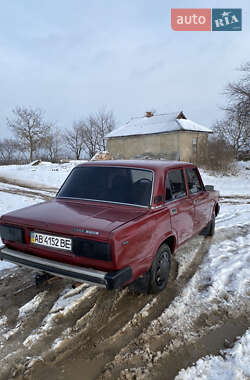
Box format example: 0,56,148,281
107,132,179,159
107,131,209,161
179,132,208,162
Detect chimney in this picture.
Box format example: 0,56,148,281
145,111,153,118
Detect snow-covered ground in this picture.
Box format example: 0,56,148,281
0,160,87,189
176,329,250,380
0,160,249,380
200,160,250,197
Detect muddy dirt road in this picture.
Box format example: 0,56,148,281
0,181,249,380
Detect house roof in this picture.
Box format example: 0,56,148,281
105,111,213,138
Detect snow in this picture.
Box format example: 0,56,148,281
0,191,42,218
0,260,15,271
0,160,87,189
216,203,250,231
177,118,212,133
165,220,249,319
23,285,97,348
175,329,250,380
159,229,250,331
106,113,212,138
18,292,47,320
147,210,250,380
201,233,250,299
200,164,250,197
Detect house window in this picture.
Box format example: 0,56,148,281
192,138,197,153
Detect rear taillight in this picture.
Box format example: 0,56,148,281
72,238,111,261
0,225,25,243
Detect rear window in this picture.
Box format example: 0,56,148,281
57,166,153,207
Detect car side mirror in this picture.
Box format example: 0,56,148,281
205,185,214,191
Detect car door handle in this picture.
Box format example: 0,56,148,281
170,208,177,215
194,199,198,205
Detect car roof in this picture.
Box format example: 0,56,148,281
77,160,195,170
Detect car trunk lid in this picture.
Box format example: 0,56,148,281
1,198,149,239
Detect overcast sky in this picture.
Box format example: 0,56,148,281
0,0,249,137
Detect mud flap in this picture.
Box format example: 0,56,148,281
105,267,133,290
199,223,210,236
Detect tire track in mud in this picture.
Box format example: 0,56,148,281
219,195,250,205
0,268,69,379
214,223,250,246
0,177,57,193
0,185,54,202
220,194,250,200
0,284,102,380
96,238,214,380
24,237,213,380
99,224,250,380
117,315,250,380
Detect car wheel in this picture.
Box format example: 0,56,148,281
207,215,215,236
200,214,215,237
148,244,171,294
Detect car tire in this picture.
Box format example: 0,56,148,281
207,215,215,236
148,244,171,294
200,214,215,237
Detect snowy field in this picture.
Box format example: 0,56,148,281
200,160,250,196
0,161,249,380
0,160,87,189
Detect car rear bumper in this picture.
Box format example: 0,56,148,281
0,245,132,290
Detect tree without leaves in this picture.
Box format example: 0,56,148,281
64,123,85,160
93,109,115,151
65,109,115,160
0,138,22,164
214,62,250,157
214,102,250,157
43,126,63,162
81,116,99,158
81,109,115,158
7,106,51,162
225,62,250,108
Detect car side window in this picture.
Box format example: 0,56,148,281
167,169,187,200
186,168,203,194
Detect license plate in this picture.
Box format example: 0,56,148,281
30,232,72,251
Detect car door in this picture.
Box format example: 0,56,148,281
185,167,210,233
165,169,194,245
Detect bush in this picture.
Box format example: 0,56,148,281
197,138,235,174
